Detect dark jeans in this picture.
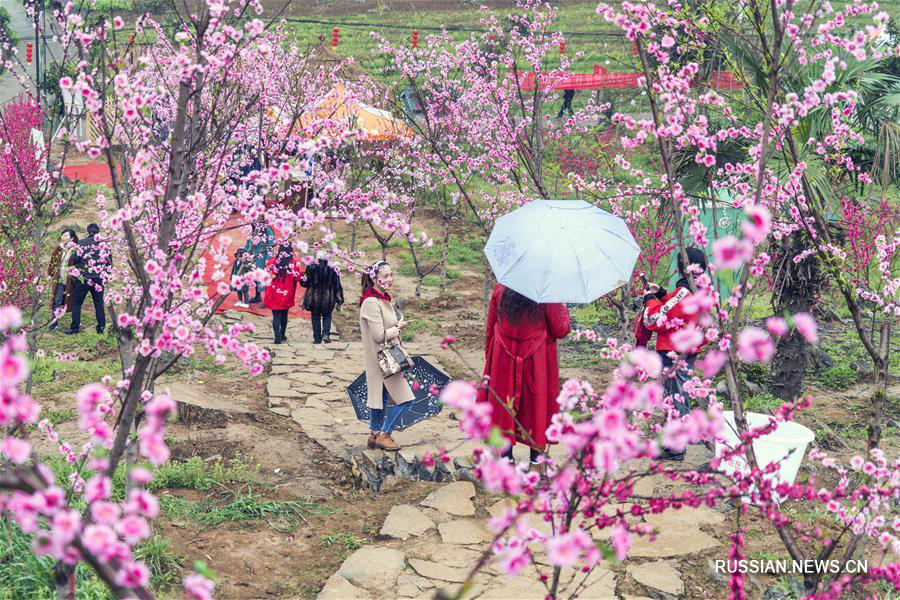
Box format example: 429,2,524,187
70,278,105,331
660,352,696,418
235,286,249,304
50,283,66,322
311,310,332,342
272,309,288,341
369,387,410,435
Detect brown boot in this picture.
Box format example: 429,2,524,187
367,432,378,449
374,433,400,451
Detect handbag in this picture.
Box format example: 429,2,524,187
374,303,414,378
377,340,415,378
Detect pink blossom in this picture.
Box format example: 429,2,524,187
742,205,772,244
627,347,662,378
184,574,216,600
661,35,676,48
81,524,116,558
737,327,774,363
792,312,818,344
766,317,788,337
117,515,150,544
91,501,121,525
671,325,704,353
546,530,592,567
2,436,31,464
440,380,477,410
84,475,112,503
712,236,752,270
610,523,631,560
697,350,727,378
116,561,150,588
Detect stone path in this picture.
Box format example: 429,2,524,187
315,479,727,600
221,309,726,599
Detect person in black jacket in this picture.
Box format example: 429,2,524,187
66,223,110,335
300,251,344,344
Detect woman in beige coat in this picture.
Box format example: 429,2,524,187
358,260,415,451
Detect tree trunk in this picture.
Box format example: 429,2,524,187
483,255,493,316
769,232,822,402
54,563,75,600
350,220,357,253
440,218,450,294
867,321,890,453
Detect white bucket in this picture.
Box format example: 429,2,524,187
714,411,815,504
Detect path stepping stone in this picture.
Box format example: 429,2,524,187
337,546,406,590
396,573,435,598
628,560,684,597
408,558,470,583
629,523,719,558
643,505,724,528
379,505,436,540
438,520,491,545
420,481,476,516
316,574,372,600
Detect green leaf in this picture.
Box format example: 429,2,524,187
596,540,617,563
486,427,506,449
192,560,215,579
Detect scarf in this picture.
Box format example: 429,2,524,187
359,287,391,307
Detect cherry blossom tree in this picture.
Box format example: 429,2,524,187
432,0,899,598
0,2,368,598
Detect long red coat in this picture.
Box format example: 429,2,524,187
263,259,304,310
477,284,571,450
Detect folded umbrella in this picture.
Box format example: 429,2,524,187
347,356,448,431
484,199,640,303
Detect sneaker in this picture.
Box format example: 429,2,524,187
96,328,105,334
312,340,322,345
658,448,685,461
367,432,378,449
234,302,248,308
323,336,331,344
64,328,80,335
49,323,58,331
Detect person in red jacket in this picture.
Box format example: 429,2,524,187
634,247,708,461
477,283,571,470
264,244,303,344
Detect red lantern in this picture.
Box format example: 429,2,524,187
412,30,418,49
26,42,32,64
332,27,339,48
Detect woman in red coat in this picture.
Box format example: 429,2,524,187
263,244,303,344
477,283,571,468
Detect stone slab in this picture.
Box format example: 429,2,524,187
380,504,436,540
408,558,470,583
337,546,406,590
420,481,476,516
629,524,719,558
316,574,373,600
627,560,684,596
438,520,491,545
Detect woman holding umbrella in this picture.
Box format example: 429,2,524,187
358,260,414,451
478,284,570,470
480,199,641,468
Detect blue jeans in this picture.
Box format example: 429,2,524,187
369,388,411,435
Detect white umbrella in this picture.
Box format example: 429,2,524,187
484,199,640,303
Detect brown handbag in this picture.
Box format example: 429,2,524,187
375,303,414,377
